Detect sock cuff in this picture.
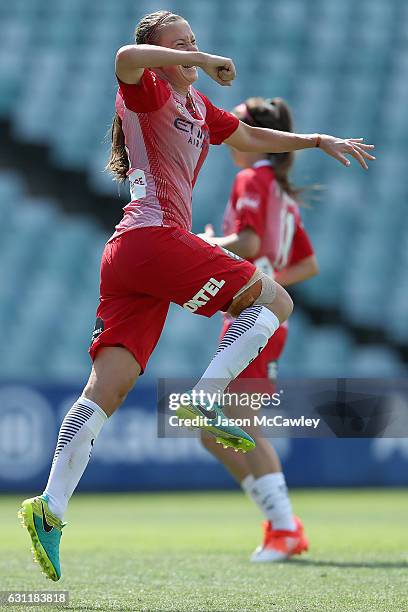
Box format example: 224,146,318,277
255,472,286,489
77,396,108,421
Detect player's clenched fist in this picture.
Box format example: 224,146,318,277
198,53,236,86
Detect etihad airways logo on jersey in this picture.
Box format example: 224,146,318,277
183,277,226,312
174,118,208,149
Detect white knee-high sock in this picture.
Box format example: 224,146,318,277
43,397,107,519
194,306,279,397
242,472,296,531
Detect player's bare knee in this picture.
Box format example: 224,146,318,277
228,271,292,323
228,277,262,317
270,284,293,323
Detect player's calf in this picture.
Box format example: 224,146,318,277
83,346,141,416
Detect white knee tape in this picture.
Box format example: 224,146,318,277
253,273,277,306
233,269,277,305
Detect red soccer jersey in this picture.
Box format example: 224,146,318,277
222,160,315,377
223,160,314,271
110,69,239,239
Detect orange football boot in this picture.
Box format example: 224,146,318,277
250,516,309,562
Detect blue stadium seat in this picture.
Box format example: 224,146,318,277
351,346,405,376
0,170,108,380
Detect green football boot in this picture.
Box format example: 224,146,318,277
18,494,65,581
175,391,256,452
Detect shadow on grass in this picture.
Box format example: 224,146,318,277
288,558,408,569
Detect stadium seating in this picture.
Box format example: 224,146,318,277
0,0,406,380
0,166,404,381
0,170,105,381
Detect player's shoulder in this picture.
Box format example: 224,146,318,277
145,68,170,88
117,69,170,113
255,163,276,181
193,88,209,104
192,88,226,117
236,167,258,183
234,167,269,191
117,68,168,92
231,169,266,210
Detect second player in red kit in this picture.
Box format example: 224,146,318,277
199,96,319,562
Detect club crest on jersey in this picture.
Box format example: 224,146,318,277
183,277,226,313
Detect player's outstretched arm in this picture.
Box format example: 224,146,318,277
116,45,235,86
224,124,375,170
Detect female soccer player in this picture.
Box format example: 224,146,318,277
18,10,374,581
199,96,318,562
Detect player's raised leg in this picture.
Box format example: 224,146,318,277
177,272,293,451
19,347,141,580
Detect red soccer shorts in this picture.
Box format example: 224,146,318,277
89,227,255,371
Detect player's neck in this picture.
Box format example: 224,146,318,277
155,69,191,96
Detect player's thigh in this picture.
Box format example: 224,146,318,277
90,292,169,374
88,289,169,415
127,228,256,317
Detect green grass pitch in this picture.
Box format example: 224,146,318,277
1,489,407,611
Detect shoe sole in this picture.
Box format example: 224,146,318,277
18,501,60,581
176,404,255,452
